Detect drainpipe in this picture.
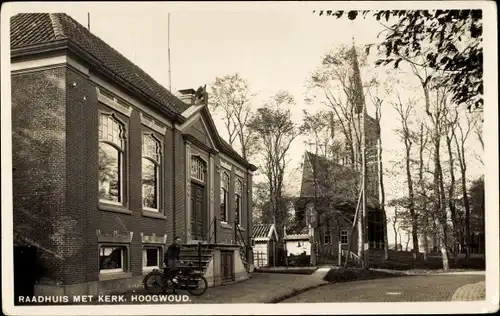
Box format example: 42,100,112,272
172,128,176,239
246,167,252,270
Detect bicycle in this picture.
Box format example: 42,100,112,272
143,261,208,296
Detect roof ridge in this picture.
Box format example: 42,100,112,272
48,13,66,39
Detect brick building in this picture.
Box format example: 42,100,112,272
294,112,386,265
10,13,257,295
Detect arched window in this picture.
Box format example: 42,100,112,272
142,134,161,211
220,172,229,222
99,113,126,204
235,180,243,225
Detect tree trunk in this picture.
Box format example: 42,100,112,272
405,232,411,252
393,224,398,251
435,136,450,270
405,144,419,259
461,163,471,259
376,113,389,260
418,124,429,261
422,215,429,260
452,130,472,259
446,132,460,257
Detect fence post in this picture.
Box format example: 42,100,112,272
338,242,342,266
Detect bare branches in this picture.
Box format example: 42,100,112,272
248,91,300,239
209,73,257,159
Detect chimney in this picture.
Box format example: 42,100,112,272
178,88,196,105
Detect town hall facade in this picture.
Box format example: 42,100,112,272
11,13,256,296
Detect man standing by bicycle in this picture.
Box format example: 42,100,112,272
164,236,183,292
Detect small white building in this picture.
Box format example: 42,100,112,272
284,234,311,256
252,224,279,268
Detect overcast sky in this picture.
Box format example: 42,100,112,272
7,3,485,246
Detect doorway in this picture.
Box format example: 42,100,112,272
221,250,235,283
191,182,206,240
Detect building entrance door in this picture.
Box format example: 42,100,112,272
191,182,205,240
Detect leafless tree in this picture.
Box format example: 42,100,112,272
392,94,420,259
400,51,452,269
444,107,461,256
247,91,300,241
209,73,257,159
453,111,477,259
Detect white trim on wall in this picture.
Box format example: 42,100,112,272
219,154,246,175
89,73,174,128
96,88,133,117
10,55,67,72
140,113,166,135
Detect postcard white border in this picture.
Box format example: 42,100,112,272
1,1,498,315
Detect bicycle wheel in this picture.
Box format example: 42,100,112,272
186,275,208,296
143,271,165,295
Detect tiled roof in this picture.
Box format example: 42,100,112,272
284,234,310,241
252,224,274,239
10,13,189,115
299,151,378,208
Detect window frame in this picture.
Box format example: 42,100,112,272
191,156,206,184
98,111,129,211
235,179,243,226
141,132,163,214
142,246,163,272
340,230,348,244
323,230,332,245
98,245,127,274
220,171,230,223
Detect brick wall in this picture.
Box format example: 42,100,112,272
12,62,254,287
12,67,67,285
65,66,95,285
65,67,177,283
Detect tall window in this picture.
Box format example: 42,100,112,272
99,114,125,204
220,172,229,222
99,246,126,274
340,230,348,244
142,134,161,211
235,180,243,225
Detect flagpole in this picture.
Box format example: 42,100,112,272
168,13,172,92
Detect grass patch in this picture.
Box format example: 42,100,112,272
268,283,329,303
255,266,319,275
368,257,485,271
323,268,403,283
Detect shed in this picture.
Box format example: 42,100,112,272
252,224,278,267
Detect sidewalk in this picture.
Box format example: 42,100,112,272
121,267,331,304
451,281,486,301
